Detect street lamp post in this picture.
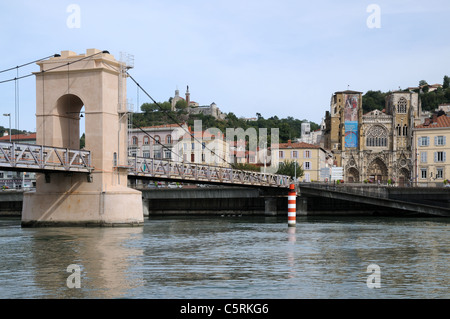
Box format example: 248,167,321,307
2,113,11,142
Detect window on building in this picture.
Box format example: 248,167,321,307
304,150,311,158
421,168,427,179
366,125,388,147
403,125,408,136
292,151,298,158
154,135,160,143
166,135,172,144
397,124,401,136
191,143,195,150
435,151,446,162
418,136,430,146
304,161,311,170
143,136,149,145
154,151,162,159
304,173,311,182
202,142,206,150
143,151,150,158
435,136,446,146
164,150,172,159
397,97,407,113
201,153,206,162
132,136,138,145
279,151,284,159
437,168,444,179
420,152,427,163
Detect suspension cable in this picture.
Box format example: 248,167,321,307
0,51,106,85
0,54,60,75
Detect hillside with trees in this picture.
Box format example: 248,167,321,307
362,75,450,113
0,126,29,138
131,102,320,143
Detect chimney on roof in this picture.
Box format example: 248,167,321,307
432,113,438,122
288,140,291,146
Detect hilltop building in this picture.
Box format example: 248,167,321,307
171,86,226,120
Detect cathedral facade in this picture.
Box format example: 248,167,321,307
324,90,422,185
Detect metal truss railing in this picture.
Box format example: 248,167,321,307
0,142,92,173
0,142,289,187
127,156,292,188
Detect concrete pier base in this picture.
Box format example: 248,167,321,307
22,187,143,227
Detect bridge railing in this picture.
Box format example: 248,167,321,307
0,142,92,173
127,156,292,188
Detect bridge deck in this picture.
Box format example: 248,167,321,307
0,142,291,188
126,157,291,188
0,142,92,173
299,183,450,217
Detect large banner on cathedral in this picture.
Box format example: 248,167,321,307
344,94,359,148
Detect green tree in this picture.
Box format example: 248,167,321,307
362,90,387,113
231,163,260,172
276,160,304,179
443,75,450,89
80,133,85,149
175,99,188,110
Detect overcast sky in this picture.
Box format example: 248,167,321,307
1,0,450,133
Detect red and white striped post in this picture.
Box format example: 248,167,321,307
288,183,297,227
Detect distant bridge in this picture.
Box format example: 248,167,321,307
298,183,450,217
0,141,291,188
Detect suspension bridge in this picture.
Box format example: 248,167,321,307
0,49,291,227
0,141,291,187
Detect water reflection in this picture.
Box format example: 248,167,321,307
26,226,144,298
0,216,449,298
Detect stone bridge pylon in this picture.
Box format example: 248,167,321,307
22,49,143,227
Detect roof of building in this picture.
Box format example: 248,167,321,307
334,90,362,94
138,123,184,130
275,140,321,149
415,114,450,129
0,132,36,141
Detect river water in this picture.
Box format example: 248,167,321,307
0,215,448,299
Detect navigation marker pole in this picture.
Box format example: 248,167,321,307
288,184,297,227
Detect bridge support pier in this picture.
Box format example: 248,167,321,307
22,190,143,227
22,172,143,227
297,197,308,216
264,197,278,216
21,49,144,227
